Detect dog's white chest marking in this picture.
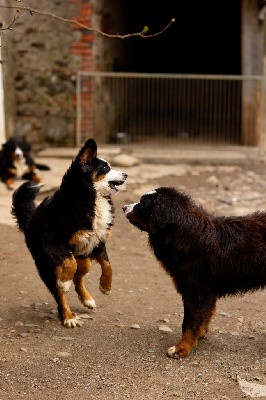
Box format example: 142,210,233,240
73,195,113,257
13,158,29,178
93,194,113,237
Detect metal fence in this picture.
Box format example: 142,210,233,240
76,72,266,151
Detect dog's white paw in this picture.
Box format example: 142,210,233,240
167,346,177,358
83,299,96,309
99,285,111,295
57,279,72,293
63,316,84,328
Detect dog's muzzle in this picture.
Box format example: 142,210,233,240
122,203,136,216
109,173,128,192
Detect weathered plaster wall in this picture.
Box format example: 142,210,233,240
7,0,91,146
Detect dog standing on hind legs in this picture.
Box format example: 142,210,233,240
12,138,127,327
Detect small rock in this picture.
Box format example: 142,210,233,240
56,351,71,358
219,311,231,317
19,333,28,338
54,336,75,341
159,325,172,333
206,175,220,187
79,314,93,320
20,347,27,352
15,321,24,327
130,324,140,329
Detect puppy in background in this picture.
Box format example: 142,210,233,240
0,136,50,190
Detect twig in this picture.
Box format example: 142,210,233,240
0,8,20,31
0,4,175,39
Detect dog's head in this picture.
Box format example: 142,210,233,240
2,137,31,161
72,138,127,196
123,187,191,233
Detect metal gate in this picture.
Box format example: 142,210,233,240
76,72,266,151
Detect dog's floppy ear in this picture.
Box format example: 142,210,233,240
78,138,97,164
149,196,178,233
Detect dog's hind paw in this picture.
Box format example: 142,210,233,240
63,316,84,328
99,284,111,295
83,299,96,309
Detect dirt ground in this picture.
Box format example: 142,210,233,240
0,157,265,400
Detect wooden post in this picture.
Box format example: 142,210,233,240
0,34,6,144
241,0,264,146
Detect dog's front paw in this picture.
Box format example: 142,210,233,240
167,345,190,359
63,315,84,328
83,299,96,309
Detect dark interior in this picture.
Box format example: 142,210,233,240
114,0,241,75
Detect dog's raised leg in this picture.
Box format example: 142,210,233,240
74,258,97,309
167,296,216,358
55,255,80,328
95,245,112,295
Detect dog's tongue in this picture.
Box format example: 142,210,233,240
109,182,119,193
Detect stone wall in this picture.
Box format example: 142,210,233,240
5,0,96,146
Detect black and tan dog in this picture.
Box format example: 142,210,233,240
123,187,266,358
12,138,127,327
0,136,50,190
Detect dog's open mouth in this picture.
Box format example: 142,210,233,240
108,180,125,192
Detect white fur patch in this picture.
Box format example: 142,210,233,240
57,279,72,293
123,203,137,216
74,194,113,256
167,346,177,357
94,167,126,196
63,316,84,328
83,299,96,309
13,158,29,178
145,189,157,196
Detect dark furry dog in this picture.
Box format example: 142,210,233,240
0,136,50,190
12,138,127,327
123,187,266,358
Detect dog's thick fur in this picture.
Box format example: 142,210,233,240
123,187,266,358
0,136,50,190
12,138,127,327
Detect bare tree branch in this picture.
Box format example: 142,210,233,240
0,4,175,39
0,8,20,31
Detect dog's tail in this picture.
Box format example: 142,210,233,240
11,181,42,232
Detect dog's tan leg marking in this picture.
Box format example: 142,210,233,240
199,305,216,338
31,174,41,183
167,329,198,358
95,254,112,295
57,289,79,327
6,177,15,190
56,256,77,292
74,258,96,309
55,256,81,327
167,300,216,358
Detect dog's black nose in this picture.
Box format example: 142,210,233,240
122,205,127,212
123,173,128,180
